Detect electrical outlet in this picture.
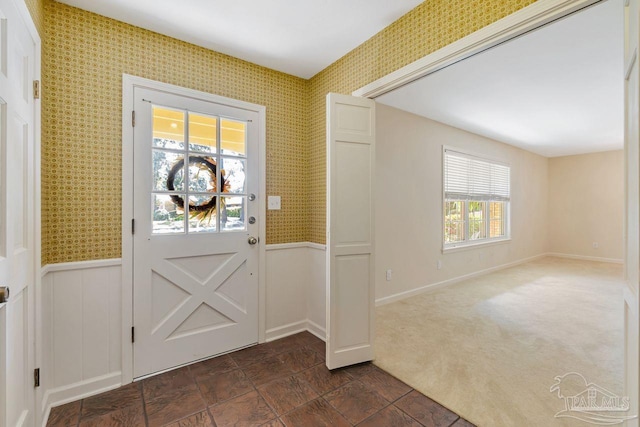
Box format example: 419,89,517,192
592,242,599,249
437,260,442,270
386,269,392,281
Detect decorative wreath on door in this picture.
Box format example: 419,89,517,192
166,156,227,222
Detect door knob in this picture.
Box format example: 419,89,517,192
248,236,258,245
0,286,9,303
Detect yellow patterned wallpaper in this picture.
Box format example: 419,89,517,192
24,0,44,35
308,0,536,243
42,0,309,264
38,0,536,263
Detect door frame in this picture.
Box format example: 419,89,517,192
353,0,602,99
121,75,266,384
5,0,41,424
354,0,636,423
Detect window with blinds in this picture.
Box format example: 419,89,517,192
443,148,510,248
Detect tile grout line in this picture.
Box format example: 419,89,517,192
139,380,151,427
76,399,83,427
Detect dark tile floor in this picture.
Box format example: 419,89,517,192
47,332,474,427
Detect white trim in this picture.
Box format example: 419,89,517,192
306,242,327,251
353,0,601,98
121,76,135,385
41,259,122,276
266,242,327,251
257,101,267,346
306,320,326,341
265,319,327,342
121,74,267,384
546,252,624,264
14,0,40,39
41,372,122,427
266,242,311,251
265,320,309,341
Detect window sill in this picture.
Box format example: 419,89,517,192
442,238,511,254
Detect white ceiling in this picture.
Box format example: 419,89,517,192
376,0,624,158
55,0,423,79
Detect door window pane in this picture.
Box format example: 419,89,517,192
153,150,184,191
188,194,218,233
153,107,185,150
221,119,246,156
221,196,245,231
189,113,217,154
220,157,246,194
187,156,219,193
153,194,185,234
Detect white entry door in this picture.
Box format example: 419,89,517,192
132,86,261,378
624,0,640,425
0,0,37,425
326,93,376,370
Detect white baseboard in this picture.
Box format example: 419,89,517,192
375,252,625,307
265,319,326,342
265,320,309,341
375,254,547,306
546,252,624,264
42,372,122,427
306,320,326,341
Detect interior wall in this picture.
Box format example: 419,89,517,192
41,0,310,264
548,150,624,261
308,0,537,244
375,104,549,302
40,0,539,261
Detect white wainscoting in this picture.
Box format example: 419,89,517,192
264,243,326,341
40,259,123,425
41,243,327,425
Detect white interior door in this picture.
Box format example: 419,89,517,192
132,87,260,378
0,0,36,425
326,93,376,370
625,0,640,425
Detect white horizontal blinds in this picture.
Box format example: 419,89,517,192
444,149,510,201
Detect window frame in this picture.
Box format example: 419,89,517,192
442,146,511,251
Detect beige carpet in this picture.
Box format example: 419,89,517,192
373,257,624,427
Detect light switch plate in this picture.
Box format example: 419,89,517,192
268,196,281,210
